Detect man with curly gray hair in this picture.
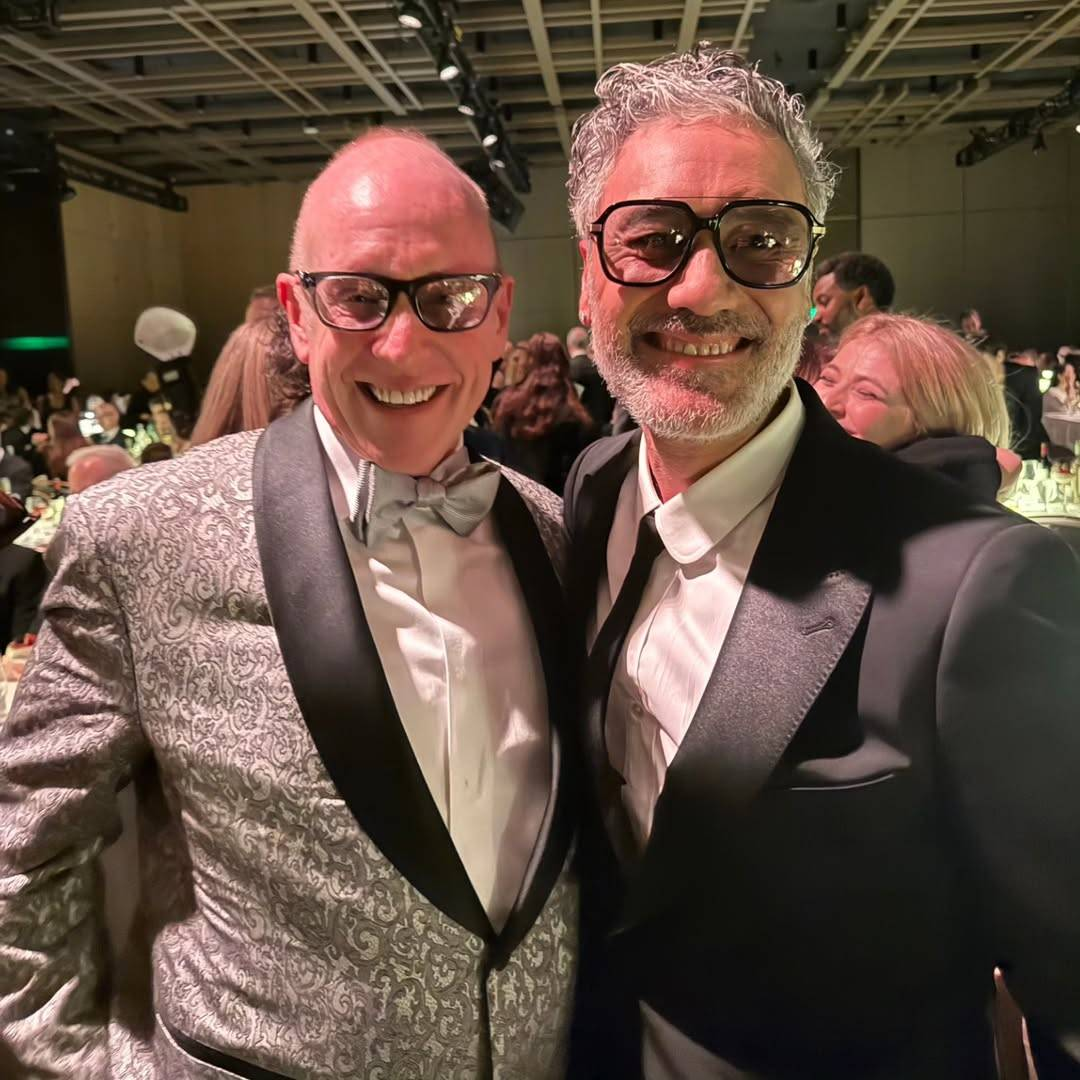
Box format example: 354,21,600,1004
565,45,1080,1080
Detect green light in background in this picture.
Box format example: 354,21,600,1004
808,306,818,320
0,336,71,351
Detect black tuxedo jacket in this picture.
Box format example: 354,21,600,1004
565,380,1080,1079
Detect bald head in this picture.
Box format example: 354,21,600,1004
289,130,494,272
67,444,133,494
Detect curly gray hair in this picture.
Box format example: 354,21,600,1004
567,44,840,237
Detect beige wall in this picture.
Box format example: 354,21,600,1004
61,134,1078,394
62,182,187,392
180,180,307,376
859,132,1080,351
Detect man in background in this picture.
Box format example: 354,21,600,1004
567,324,615,429
93,401,127,447
812,250,895,341
67,444,133,494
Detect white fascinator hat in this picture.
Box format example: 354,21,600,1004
134,307,197,362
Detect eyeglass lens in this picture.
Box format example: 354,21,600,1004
314,275,492,331
601,203,812,286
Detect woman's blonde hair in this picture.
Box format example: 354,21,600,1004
839,313,1011,447
191,309,309,446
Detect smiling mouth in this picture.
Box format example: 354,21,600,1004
363,383,442,407
643,332,752,357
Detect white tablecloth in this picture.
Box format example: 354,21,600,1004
1043,411,1080,450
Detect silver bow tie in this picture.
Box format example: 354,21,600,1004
352,457,501,548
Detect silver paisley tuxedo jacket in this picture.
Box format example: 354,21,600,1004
0,400,579,1080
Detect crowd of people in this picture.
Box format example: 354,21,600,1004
0,41,1078,1080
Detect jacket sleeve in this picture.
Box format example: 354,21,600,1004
0,495,149,1077
936,521,1080,1078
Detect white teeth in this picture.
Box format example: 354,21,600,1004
660,336,739,357
369,384,438,406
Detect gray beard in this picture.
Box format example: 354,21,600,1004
590,302,805,444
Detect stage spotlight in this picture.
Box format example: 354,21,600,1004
491,157,506,169
439,49,461,82
482,132,498,148
396,0,425,28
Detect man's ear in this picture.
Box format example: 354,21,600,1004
853,285,875,314
492,275,515,340
276,272,311,365
577,240,592,328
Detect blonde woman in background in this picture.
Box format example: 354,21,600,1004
814,312,1018,501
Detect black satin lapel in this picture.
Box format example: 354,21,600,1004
486,478,578,960
254,400,491,939
569,435,642,794
620,383,874,930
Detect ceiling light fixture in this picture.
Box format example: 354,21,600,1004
482,132,498,148
303,118,320,135
439,60,461,81
458,102,476,117
396,0,425,29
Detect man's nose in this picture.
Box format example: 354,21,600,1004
664,234,741,317
371,297,423,363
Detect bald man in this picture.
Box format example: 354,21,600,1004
0,131,577,1078
67,444,133,493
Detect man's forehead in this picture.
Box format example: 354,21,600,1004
300,161,491,268
599,118,806,210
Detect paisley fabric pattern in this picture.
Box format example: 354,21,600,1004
0,430,576,1079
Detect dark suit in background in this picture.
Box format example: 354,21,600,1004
566,382,1080,1079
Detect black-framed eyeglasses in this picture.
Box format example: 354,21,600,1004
294,270,502,332
589,199,826,290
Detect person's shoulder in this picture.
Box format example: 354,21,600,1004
77,429,262,517
574,430,638,477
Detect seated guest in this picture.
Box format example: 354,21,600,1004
66,444,133,494
811,251,895,342
93,401,128,447
0,127,576,1078
493,331,597,493
815,313,1013,501
191,311,309,445
36,371,78,427
150,399,190,454
1044,356,1079,415
42,412,89,482
1,407,45,476
0,442,32,501
138,441,173,465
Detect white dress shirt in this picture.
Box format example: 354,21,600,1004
594,384,805,848
314,406,550,931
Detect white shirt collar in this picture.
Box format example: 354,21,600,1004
313,404,468,521
638,381,805,565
